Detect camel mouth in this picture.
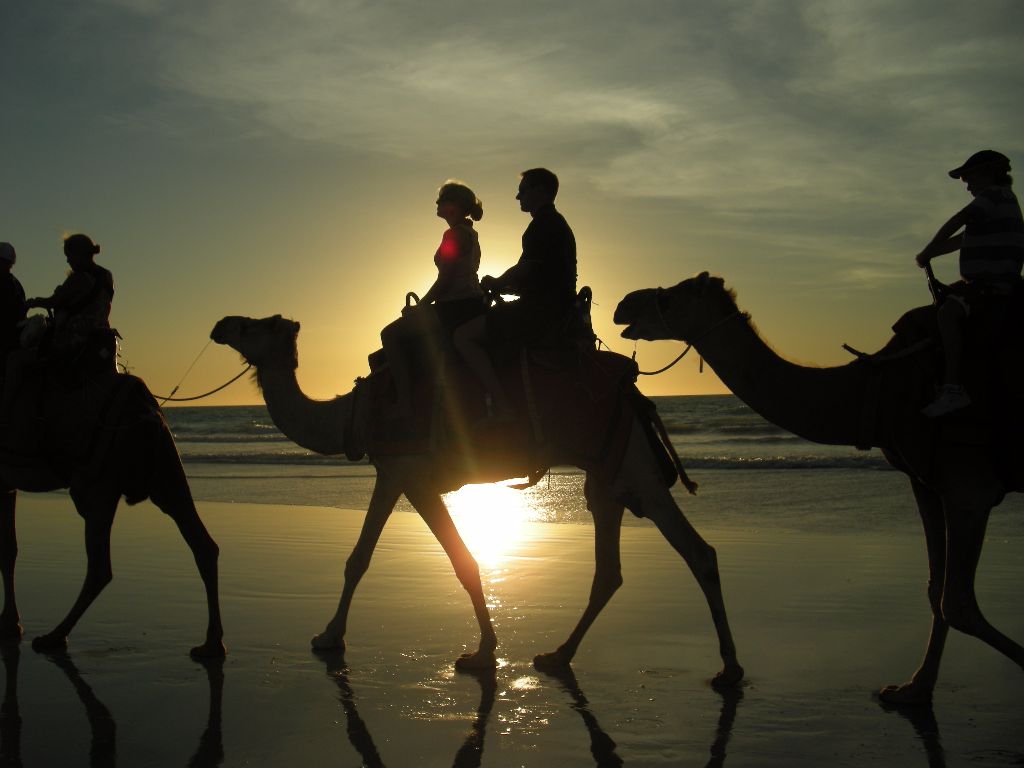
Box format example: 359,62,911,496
614,289,660,340
210,317,243,345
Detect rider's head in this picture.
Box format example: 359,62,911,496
63,233,100,270
437,181,484,222
0,242,15,271
517,168,558,213
949,150,1013,191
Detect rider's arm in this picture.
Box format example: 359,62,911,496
914,206,971,266
485,260,540,295
26,272,93,309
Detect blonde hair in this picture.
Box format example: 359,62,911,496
438,180,483,221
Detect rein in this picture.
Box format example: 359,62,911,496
151,338,253,404
635,291,746,376
155,364,253,404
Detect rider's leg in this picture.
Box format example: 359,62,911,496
452,315,513,418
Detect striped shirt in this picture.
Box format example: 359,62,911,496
960,185,1024,282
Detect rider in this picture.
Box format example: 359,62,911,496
27,233,115,372
453,168,577,421
0,243,26,361
381,181,486,419
915,150,1024,417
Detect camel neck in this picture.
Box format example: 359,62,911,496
256,367,352,456
695,315,868,447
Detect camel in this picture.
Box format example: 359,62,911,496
210,314,744,685
0,372,224,658
614,272,1024,704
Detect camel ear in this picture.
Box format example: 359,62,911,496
695,271,711,292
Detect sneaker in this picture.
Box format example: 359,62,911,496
922,384,971,418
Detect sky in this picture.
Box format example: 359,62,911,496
2,0,1023,405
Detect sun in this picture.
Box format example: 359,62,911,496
443,480,538,569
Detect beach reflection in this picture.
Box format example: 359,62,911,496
318,650,497,767
316,650,749,768
444,481,542,568
0,646,224,768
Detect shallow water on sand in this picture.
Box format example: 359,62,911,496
5,493,1023,766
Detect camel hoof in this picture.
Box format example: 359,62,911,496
31,632,68,653
711,663,745,690
190,640,227,660
533,651,571,673
455,650,497,672
877,682,933,707
311,633,345,652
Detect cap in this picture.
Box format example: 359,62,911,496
0,242,15,263
948,149,1011,179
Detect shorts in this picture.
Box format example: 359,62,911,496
946,278,1019,317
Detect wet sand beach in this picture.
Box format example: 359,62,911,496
4,492,1022,767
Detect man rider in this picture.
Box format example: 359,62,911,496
453,168,577,421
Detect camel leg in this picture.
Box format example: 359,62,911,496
640,486,744,688
405,487,497,671
534,481,624,671
31,489,119,652
311,474,402,652
879,478,949,705
0,491,22,642
940,501,1024,670
151,481,226,660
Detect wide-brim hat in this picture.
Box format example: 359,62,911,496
948,149,1011,179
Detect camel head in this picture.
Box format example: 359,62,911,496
210,315,300,370
614,272,738,343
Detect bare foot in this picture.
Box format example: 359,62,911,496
455,649,497,671
311,631,346,652
533,649,571,672
877,681,933,706
711,662,745,690
31,631,68,653
190,639,227,660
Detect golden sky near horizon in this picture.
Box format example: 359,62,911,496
3,1,1023,405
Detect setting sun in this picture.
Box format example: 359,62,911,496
443,481,539,568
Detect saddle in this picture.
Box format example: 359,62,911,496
363,288,655,487
877,291,1024,486
0,359,160,497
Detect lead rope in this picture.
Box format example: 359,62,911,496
152,339,252,404
632,310,746,376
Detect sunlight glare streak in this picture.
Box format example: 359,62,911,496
444,481,538,568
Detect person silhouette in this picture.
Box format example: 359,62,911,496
453,168,577,422
27,233,115,373
914,150,1024,417
380,181,486,420
0,243,26,361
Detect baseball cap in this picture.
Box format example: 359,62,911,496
948,149,1011,179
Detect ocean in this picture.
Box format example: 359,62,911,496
165,395,1024,536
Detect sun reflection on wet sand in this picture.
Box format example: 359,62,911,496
444,481,543,569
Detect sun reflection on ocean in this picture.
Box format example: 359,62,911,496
444,481,541,569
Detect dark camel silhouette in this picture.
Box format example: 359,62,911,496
615,272,1024,703
211,314,743,685
0,373,224,658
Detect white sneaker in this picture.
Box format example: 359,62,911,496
922,384,971,418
